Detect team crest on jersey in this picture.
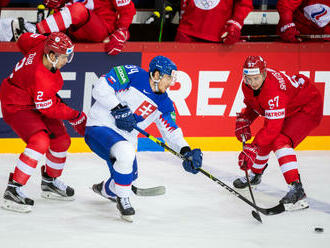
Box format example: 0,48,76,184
114,66,129,85
194,0,220,10
304,4,330,28
116,0,130,7
134,101,157,119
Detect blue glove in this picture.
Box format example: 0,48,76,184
111,105,136,132
182,148,203,174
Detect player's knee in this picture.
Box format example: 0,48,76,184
111,141,135,173
272,134,292,151
68,2,89,25
27,131,50,154
50,133,71,152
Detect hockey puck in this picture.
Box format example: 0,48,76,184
314,227,324,233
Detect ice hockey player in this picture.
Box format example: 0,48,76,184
85,56,203,222
277,0,330,42
234,56,322,210
0,32,87,213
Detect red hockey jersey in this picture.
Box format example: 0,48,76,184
177,0,253,42
70,0,136,33
0,33,78,120
277,0,330,34
241,68,321,147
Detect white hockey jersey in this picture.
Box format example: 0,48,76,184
87,65,189,152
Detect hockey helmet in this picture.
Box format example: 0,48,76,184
149,55,177,78
44,32,74,63
243,56,266,76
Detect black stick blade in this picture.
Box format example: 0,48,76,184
252,210,263,223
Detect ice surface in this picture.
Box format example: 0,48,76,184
0,151,329,248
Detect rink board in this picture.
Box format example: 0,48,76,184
0,42,330,152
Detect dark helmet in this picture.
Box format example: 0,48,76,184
149,55,177,77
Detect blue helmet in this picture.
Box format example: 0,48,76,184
149,56,177,77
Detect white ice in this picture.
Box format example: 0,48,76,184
0,151,329,248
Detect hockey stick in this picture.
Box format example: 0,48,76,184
242,136,262,223
158,0,165,42
241,34,330,40
131,185,166,196
134,125,285,216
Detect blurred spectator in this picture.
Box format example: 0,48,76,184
7,0,136,55
176,0,253,44
277,0,330,42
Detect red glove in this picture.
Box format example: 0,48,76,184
68,112,87,136
43,0,68,9
235,113,251,142
104,28,129,56
280,22,301,43
220,20,242,45
238,143,258,170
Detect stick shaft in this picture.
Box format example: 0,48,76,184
134,125,265,212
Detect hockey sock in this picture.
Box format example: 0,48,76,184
45,134,70,178
275,147,300,184
12,131,49,185
36,2,88,34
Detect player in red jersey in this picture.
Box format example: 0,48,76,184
34,0,136,55
277,0,330,42
0,32,87,213
175,0,253,44
233,56,323,210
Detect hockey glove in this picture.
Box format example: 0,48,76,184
181,147,203,174
111,105,136,132
220,20,242,45
238,143,258,170
104,28,129,56
69,112,87,136
43,0,68,9
280,22,301,43
235,113,251,142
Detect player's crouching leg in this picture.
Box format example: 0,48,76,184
40,134,74,201
111,141,136,222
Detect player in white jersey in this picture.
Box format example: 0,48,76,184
85,56,203,222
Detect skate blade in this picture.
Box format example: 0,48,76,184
120,214,134,223
1,199,32,213
41,191,75,201
283,199,309,211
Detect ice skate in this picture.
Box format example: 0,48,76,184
91,181,116,202
280,181,309,211
117,197,135,222
1,173,34,213
41,166,74,201
233,171,263,189
11,17,36,41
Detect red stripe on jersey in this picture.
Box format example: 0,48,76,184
45,166,62,178
54,13,66,31
278,155,297,166
19,153,38,168
254,158,268,165
283,169,300,184
13,167,31,185
36,20,50,34
46,150,66,164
